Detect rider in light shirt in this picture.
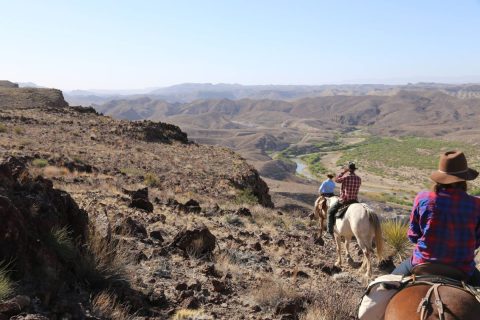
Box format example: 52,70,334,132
318,173,335,197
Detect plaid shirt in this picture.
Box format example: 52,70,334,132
335,172,361,202
408,189,480,275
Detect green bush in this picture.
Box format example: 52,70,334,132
0,124,7,133
32,158,49,168
382,220,410,260
234,188,258,206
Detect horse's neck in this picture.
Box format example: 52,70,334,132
328,196,340,206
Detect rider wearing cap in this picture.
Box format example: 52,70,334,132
327,162,361,235
392,151,480,285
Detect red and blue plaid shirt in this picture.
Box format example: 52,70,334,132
408,188,480,275
335,172,361,202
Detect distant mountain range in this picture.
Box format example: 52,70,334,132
63,82,480,106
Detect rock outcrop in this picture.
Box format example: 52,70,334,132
0,87,68,109
0,157,88,316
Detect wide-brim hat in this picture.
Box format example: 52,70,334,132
430,151,479,184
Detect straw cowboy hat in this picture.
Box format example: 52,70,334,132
430,151,479,184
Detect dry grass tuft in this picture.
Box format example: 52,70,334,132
79,228,131,285
91,291,133,320
43,166,70,177
48,226,76,262
173,309,211,320
252,276,299,309
0,264,14,301
300,281,360,320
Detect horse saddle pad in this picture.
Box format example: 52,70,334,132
335,201,358,219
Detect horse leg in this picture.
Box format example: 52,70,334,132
364,250,372,278
319,217,324,238
357,240,372,278
344,237,352,262
334,234,342,266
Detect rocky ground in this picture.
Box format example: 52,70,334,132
0,83,394,319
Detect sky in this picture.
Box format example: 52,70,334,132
1,0,480,90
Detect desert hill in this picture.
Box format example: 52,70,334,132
0,84,386,319
95,90,480,138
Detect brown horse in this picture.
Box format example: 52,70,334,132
385,284,480,320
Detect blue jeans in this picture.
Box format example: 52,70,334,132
392,258,413,276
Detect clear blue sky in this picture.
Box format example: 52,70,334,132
1,0,480,90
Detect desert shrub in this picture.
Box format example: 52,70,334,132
0,264,14,300
13,126,24,135
173,309,211,320
300,282,360,320
32,158,49,168
234,188,258,206
0,123,6,133
78,228,130,285
91,291,132,320
47,227,76,262
144,172,160,187
225,214,244,227
253,277,298,309
382,220,410,260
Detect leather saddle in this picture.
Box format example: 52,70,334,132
335,200,358,219
412,262,469,282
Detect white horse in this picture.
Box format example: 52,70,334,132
313,196,384,278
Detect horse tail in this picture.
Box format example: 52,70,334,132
366,207,384,259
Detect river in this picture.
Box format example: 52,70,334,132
292,158,317,181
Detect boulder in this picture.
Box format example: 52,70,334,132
125,187,154,212
170,224,216,256
114,217,147,238
275,298,304,318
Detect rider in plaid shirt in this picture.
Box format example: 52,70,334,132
408,189,480,276
392,151,480,285
327,162,361,235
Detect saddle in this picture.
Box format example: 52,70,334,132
335,200,358,219
358,264,480,320
408,263,480,320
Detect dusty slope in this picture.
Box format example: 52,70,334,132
0,85,396,319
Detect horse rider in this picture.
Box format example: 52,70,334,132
327,162,361,235
318,173,336,197
392,151,480,285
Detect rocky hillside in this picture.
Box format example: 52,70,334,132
0,86,272,208
0,85,391,319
